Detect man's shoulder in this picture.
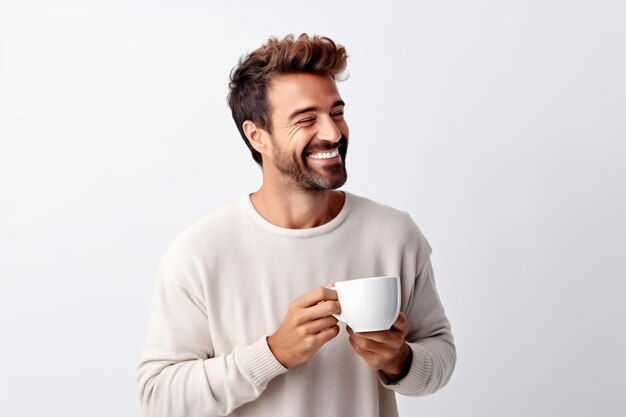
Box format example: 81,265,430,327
347,191,431,253
349,192,404,214
348,192,416,227
162,196,246,261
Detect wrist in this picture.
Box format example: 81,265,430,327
267,335,291,369
381,343,412,382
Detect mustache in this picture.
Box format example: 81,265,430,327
304,136,348,154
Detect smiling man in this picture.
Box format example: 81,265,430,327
244,71,350,226
137,34,456,417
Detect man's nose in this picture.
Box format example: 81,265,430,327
317,116,342,142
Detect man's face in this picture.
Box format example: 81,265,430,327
264,72,349,191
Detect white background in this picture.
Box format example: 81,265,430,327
1,1,625,416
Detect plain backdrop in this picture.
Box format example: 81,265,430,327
1,1,625,416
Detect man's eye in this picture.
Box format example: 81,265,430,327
331,112,344,119
297,118,315,124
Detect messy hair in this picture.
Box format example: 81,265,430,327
227,33,348,166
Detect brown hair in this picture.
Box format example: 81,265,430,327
227,33,348,166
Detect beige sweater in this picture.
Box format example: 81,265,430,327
137,191,455,417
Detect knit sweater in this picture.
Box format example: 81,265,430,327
137,191,456,417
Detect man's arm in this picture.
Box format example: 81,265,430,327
347,258,456,396
136,263,287,417
267,287,341,368
346,312,412,382
137,264,340,417
379,258,456,395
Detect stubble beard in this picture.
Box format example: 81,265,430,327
273,139,348,192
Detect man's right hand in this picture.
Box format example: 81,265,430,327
267,287,341,369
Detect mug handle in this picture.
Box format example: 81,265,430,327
326,286,345,323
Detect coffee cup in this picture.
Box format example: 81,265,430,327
329,276,401,332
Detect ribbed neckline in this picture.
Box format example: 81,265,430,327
243,191,353,238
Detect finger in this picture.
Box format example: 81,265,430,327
349,336,398,371
350,329,396,344
293,287,339,308
301,299,341,322
348,328,385,351
347,325,403,344
348,328,405,354
306,315,339,334
349,333,382,358
315,323,340,344
391,313,409,332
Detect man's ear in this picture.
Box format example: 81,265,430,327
242,120,270,155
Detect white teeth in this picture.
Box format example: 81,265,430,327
308,149,339,159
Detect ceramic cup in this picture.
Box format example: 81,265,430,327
329,275,401,332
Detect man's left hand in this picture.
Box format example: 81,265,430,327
347,312,412,382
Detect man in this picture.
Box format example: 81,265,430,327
137,33,455,417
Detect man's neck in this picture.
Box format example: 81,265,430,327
249,184,345,229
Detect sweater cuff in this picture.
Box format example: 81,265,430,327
234,336,288,388
379,342,432,395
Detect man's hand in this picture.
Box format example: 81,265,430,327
347,312,412,382
268,287,341,369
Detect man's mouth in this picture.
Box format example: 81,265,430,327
306,148,340,160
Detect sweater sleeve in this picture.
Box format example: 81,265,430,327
136,262,287,417
379,258,456,395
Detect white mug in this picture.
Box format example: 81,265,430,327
330,276,401,332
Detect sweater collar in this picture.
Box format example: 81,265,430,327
243,191,352,238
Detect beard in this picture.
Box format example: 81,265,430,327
272,136,349,192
